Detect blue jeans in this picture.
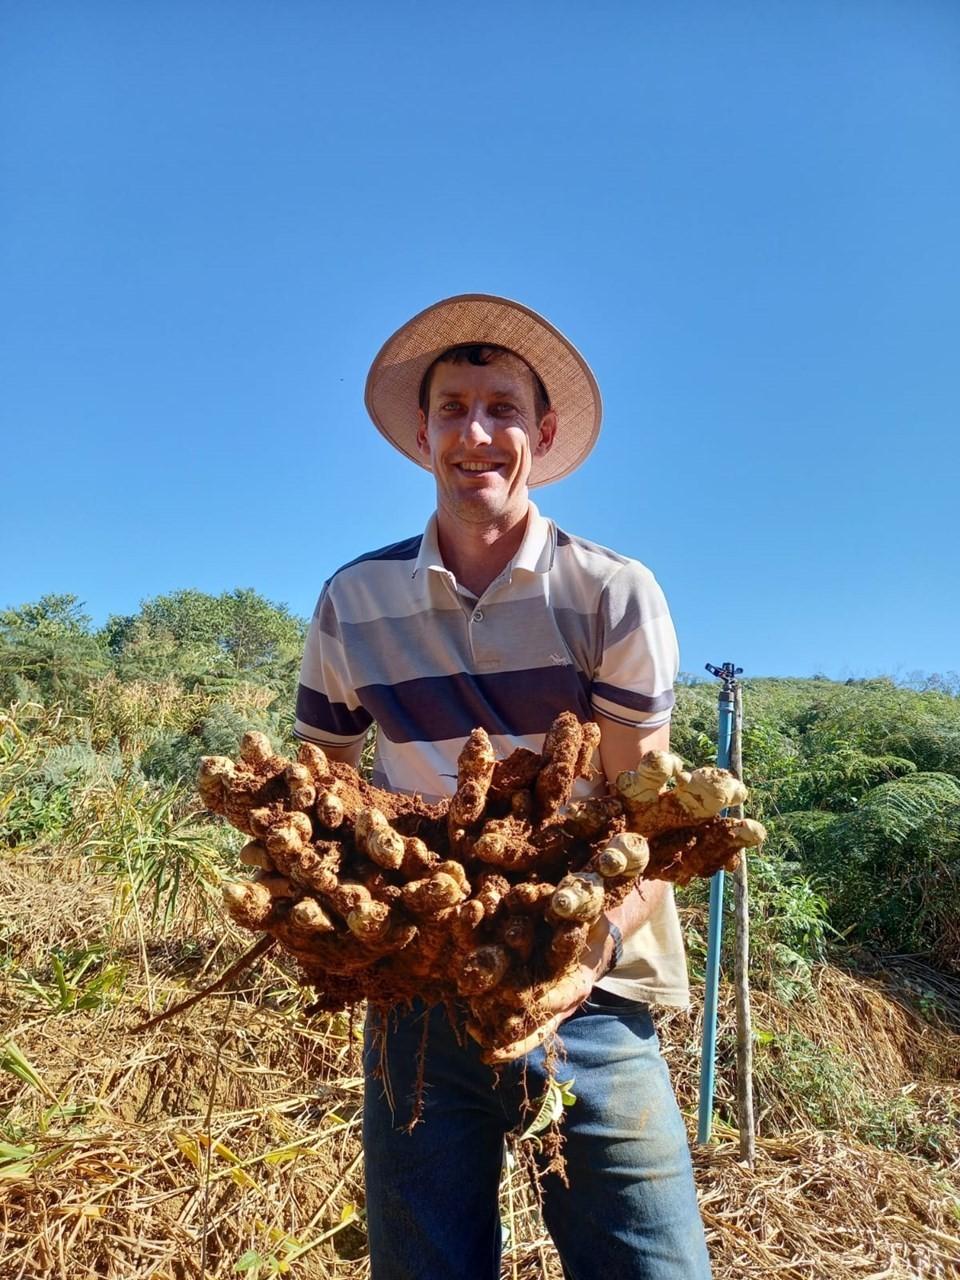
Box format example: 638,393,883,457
363,992,712,1279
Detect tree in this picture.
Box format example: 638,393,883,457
104,589,306,679
0,594,107,705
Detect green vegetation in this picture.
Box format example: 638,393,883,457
4,589,957,979
1,590,958,1276
672,674,960,980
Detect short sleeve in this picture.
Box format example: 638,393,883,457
590,561,679,729
294,586,373,747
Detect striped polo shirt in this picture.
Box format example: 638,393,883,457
295,503,690,1006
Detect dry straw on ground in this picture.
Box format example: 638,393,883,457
2,854,958,1278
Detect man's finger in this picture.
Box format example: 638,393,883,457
482,1012,565,1065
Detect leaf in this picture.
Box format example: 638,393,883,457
265,1225,300,1247
836,772,960,849
234,1250,265,1276
0,1139,70,1180
174,1132,203,1171
1,1042,43,1090
0,1140,38,1181
217,1152,257,1187
0,1141,36,1160
262,1143,310,1166
517,1077,576,1141
40,1100,92,1129
51,955,70,1007
1,1042,58,1102
211,1139,257,1188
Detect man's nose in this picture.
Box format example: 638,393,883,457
461,409,493,445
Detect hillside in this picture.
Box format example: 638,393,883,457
1,591,958,1277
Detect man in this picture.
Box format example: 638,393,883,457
294,295,712,1279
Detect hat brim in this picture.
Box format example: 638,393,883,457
364,294,602,488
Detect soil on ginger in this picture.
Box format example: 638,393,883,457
1,853,959,1278
206,723,762,1051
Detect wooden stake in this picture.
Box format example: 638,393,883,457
730,683,756,1166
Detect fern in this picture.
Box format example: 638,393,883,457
834,772,960,850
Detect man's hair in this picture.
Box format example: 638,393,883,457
418,344,551,421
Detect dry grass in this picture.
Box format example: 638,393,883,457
2,852,959,1279
0,852,113,961
695,1129,960,1278
2,962,370,1279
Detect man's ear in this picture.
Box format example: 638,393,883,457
534,410,558,457
416,408,430,458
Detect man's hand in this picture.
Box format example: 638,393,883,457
477,879,667,1065
478,918,612,1065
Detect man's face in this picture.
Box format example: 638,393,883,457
416,354,556,528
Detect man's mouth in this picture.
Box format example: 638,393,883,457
455,461,503,473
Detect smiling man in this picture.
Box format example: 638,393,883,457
417,346,556,548
294,296,711,1279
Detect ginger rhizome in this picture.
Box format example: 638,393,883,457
200,714,764,1049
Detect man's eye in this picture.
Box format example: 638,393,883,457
492,403,516,415
440,401,462,412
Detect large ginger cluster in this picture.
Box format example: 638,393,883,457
199,713,764,1049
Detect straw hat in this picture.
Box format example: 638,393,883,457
364,294,602,488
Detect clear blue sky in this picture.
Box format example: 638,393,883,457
3,1,958,680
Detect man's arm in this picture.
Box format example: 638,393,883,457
595,713,671,786
322,740,365,770
482,713,674,1062
295,583,374,761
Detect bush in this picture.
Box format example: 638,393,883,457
141,702,282,785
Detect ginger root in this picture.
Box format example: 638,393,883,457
449,728,496,828
201,715,765,1049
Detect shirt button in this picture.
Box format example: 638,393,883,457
472,609,484,622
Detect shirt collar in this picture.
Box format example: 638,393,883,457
412,512,445,579
512,502,555,576
411,502,556,582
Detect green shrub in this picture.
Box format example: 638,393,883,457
141,702,281,785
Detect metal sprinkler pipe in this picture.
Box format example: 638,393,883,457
697,661,742,1144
